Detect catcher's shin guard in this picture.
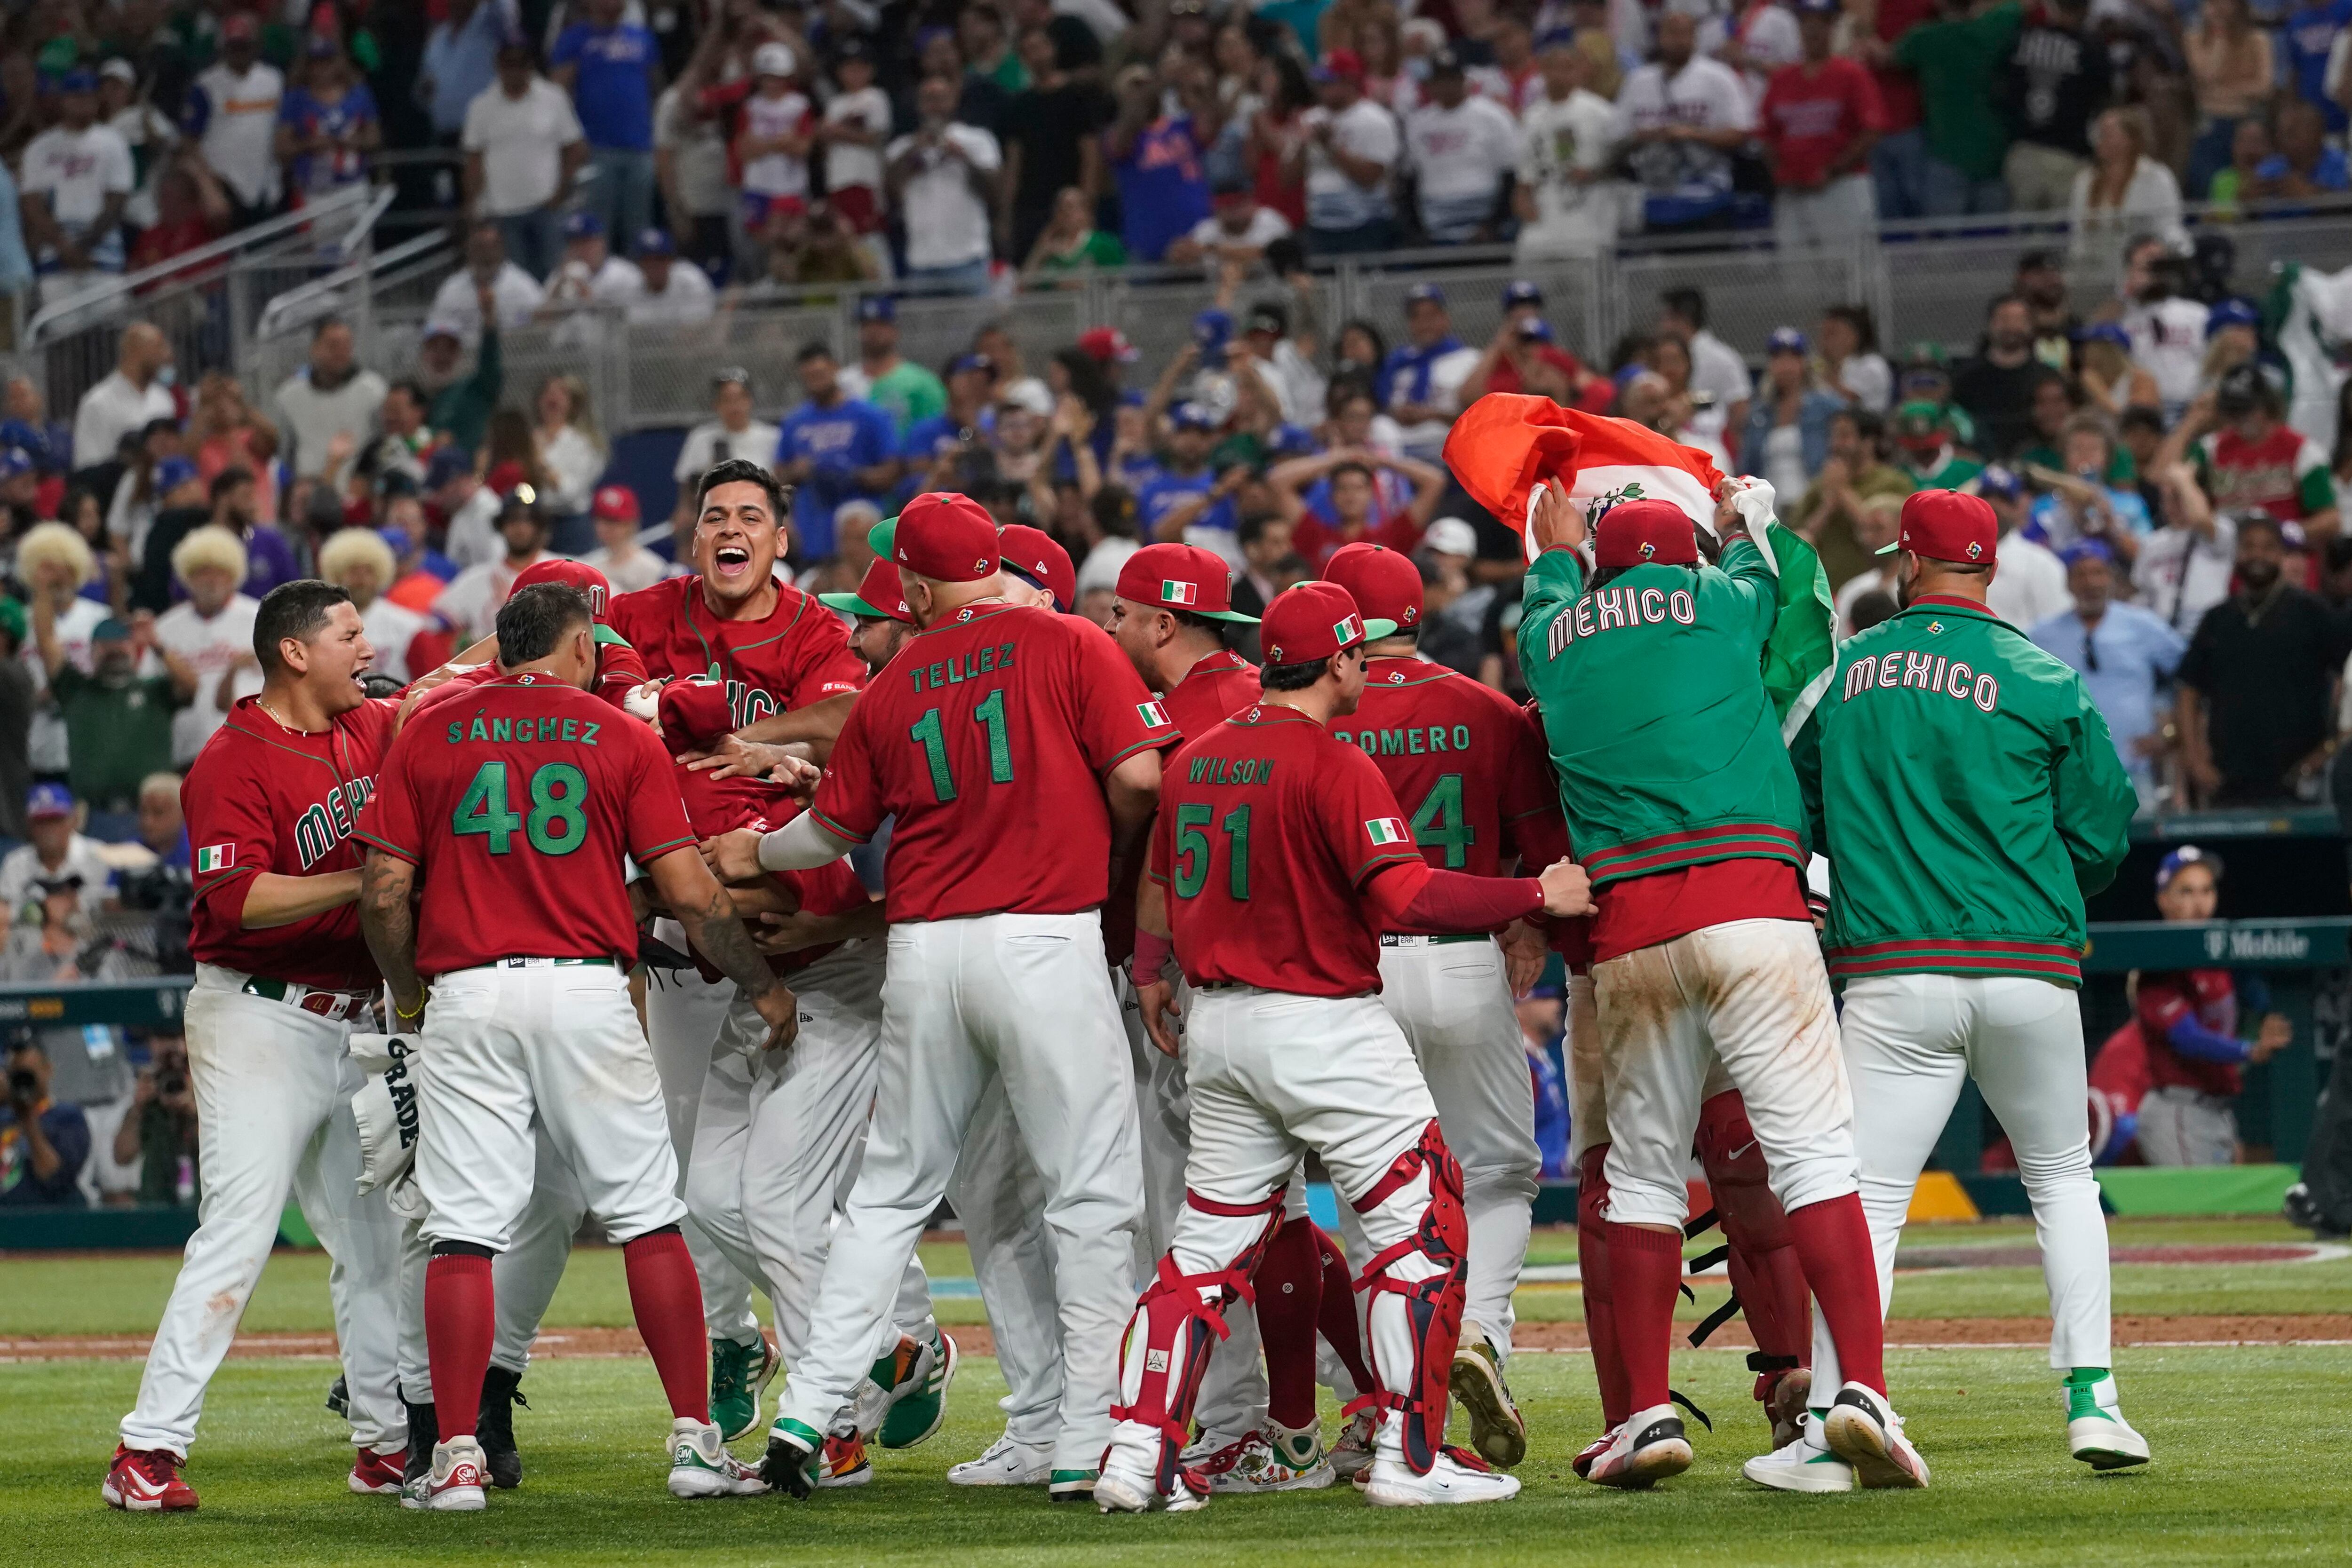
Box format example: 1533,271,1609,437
1576,1142,1630,1427
1108,1188,1287,1494
1348,1121,1468,1476
1692,1092,1810,1406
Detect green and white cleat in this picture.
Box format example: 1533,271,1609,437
1049,1467,1098,1503
1743,1412,1857,1493
709,1335,779,1443
667,1418,769,1499
2065,1370,2150,1471
877,1328,959,1449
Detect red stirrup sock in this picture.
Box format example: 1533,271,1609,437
1786,1193,1884,1395
1604,1222,1685,1414
1313,1223,1376,1396
424,1253,495,1440
623,1228,713,1422
1254,1217,1324,1430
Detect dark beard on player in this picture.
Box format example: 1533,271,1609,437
1895,556,1917,610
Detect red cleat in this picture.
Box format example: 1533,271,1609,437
103,1444,199,1512
349,1446,405,1496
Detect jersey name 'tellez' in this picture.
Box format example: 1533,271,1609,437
1787,592,2135,987
1515,537,1807,887
809,601,1176,924
356,675,699,974
606,575,866,728
186,695,399,989
1153,705,1425,998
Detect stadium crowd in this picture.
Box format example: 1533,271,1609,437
2,0,2352,1226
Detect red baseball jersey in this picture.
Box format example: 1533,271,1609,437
810,601,1175,923
667,745,870,979
606,575,866,729
185,696,400,989
1151,704,1423,998
1161,648,1262,741
356,674,698,974
2136,968,2244,1098
405,637,653,724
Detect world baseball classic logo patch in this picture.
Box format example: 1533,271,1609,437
1365,816,1409,846
1138,699,1170,728
194,843,235,874
1161,579,1199,606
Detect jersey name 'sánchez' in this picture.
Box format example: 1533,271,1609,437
809,602,1175,925
1840,645,2002,713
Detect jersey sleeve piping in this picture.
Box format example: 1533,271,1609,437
353,827,417,863
807,804,873,845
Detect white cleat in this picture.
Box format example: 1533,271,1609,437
1095,1462,1208,1514
1364,1446,1521,1507
1194,1426,1336,1493
1327,1409,1378,1481
2066,1374,2151,1471
423,1436,487,1512
948,1430,1055,1487
1742,1414,1857,1493
667,1418,770,1499
1822,1381,1929,1489
1584,1403,1692,1489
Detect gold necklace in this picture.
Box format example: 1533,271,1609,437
256,697,316,735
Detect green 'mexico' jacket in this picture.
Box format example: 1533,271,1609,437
1516,536,1808,888
1786,593,2137,987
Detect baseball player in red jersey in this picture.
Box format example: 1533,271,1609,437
1106,542,1376,1492
403,558,657,722
704,491,1168,1503
1318,541,1556,1471
107,582,408,1513
606,459,873,1434
1104,581,1590,1512
355,583,794,1512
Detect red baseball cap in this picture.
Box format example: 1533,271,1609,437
657,679,735,755
1882,489,1997,565
1260,581,1394,666
1077,327,1138,364
1592,498,1699,569
890,491,1000,583
592,483,639,523
1114,542,1258,623
511,556,616,625
1321,542,1422,631
485,459,531,498
818,555,913,624
997,523,1076,611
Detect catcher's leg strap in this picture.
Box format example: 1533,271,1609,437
1344,1121,1467,1476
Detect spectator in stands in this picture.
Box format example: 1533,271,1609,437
670,366,779,535
0,784,110,917
2135,466,2240,637
1167,175,1292,272
541,211,643,317
2254,98,2352,201
1403,47,1516,244
2285,0,2349,136
463,33,585,282
1458,283,1609,411
151,526,257,768
1267,443,1446,564
430,444,496,568
1137,402,1245,559
1891,398,1984,490
778,342,900,561
358,380,430,494
2184,0,2275,199
733,42,814,246
1107,58,1216,265
436,489,553,643
98,58,175,233
840,296,946,437
1376,284,1478,462
996,26,1100,263
655,55,734,282
1618,10,1753,235
1740,327,1845,501
2026,412,2153,560
186,13,284,228
421,0,506,144
551,0,661,248
531,373,605,527
415,305,506,456
117,1034,199,1206
622,229,715,327
2069,108,2185,264
2183,366,2340,545
271,317,383,484
1814,304,1892,412
1998,0,2109,210
34,606,190,816
2078,321,2161,417
19,522,111,779
70,322,173,475
1294,47,1400,253
317,526,428,684
431,222,544,341
0,602,30,841
1228,509,1292,623
0,1041,89,1207
886,73,1002,296
1512,34,1622,261
1952,297,2050,459
1759,0,1883,248
275,37,379,206
2178,514,2347,806
2027,539,2186,806
1020,184,1128,280
582,483,672,594
2133,848,2293,1164
2118,238,2210,419
1657,288,1752,438
21,68,133,311
1887,0,2015,216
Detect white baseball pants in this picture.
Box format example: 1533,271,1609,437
776,912,1144,1477
951,1076,1065,1448
1812,974,2113,1388
415,965,686,1253
1375,937,1539,1359
1593,919,1857,1229
643,955,762,1346
2137,1085,2239,1167
120,968,405,1457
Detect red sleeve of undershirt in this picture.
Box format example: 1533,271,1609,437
1364,860,1544,934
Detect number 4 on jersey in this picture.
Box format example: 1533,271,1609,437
1408,773,1472,868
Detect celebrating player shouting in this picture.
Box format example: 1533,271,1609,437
1099,581,1590,1513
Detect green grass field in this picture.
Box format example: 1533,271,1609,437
7,1217,2347,1566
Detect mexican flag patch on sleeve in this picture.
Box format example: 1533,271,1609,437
1365,817,1409,846
195,843,236,874
1138,700,1170,728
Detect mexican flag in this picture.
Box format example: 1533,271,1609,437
1442,394,1835,721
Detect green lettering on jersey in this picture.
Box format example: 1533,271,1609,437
492,719,512,742
445,722,462,744
996,641,1016,668
1453,725,1471,752
1407,729,1425,754
580,723,600,747
1381,729,1406,756
1408,773,1473,870
469,717,489,742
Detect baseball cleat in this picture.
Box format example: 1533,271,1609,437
762,1418,822,1499
103,1444,198,1512
349,1445,405,1496
1585,1404,1692,1489
2065,1371,2150,1471
400,1398,438,1509
1761,1365,1812,1450
709,1334,779,1443
478,1366,525,1489
1572,1424,1621,1480
948,1431,1054,1486
326,1374,350,1418
819,1425,872,1488
1193,1425,1336,1493
1742,1414,1856,1493
1823,1381,1929,1489
1095,1461,1208,1513
667,1417,769,1498
1365,1443,1521,1507
878,1328,959,1449
1449,1328,1528,1468
423,1436,488,1512
1327,1409,1378,1480
1049,1467,1099,1502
